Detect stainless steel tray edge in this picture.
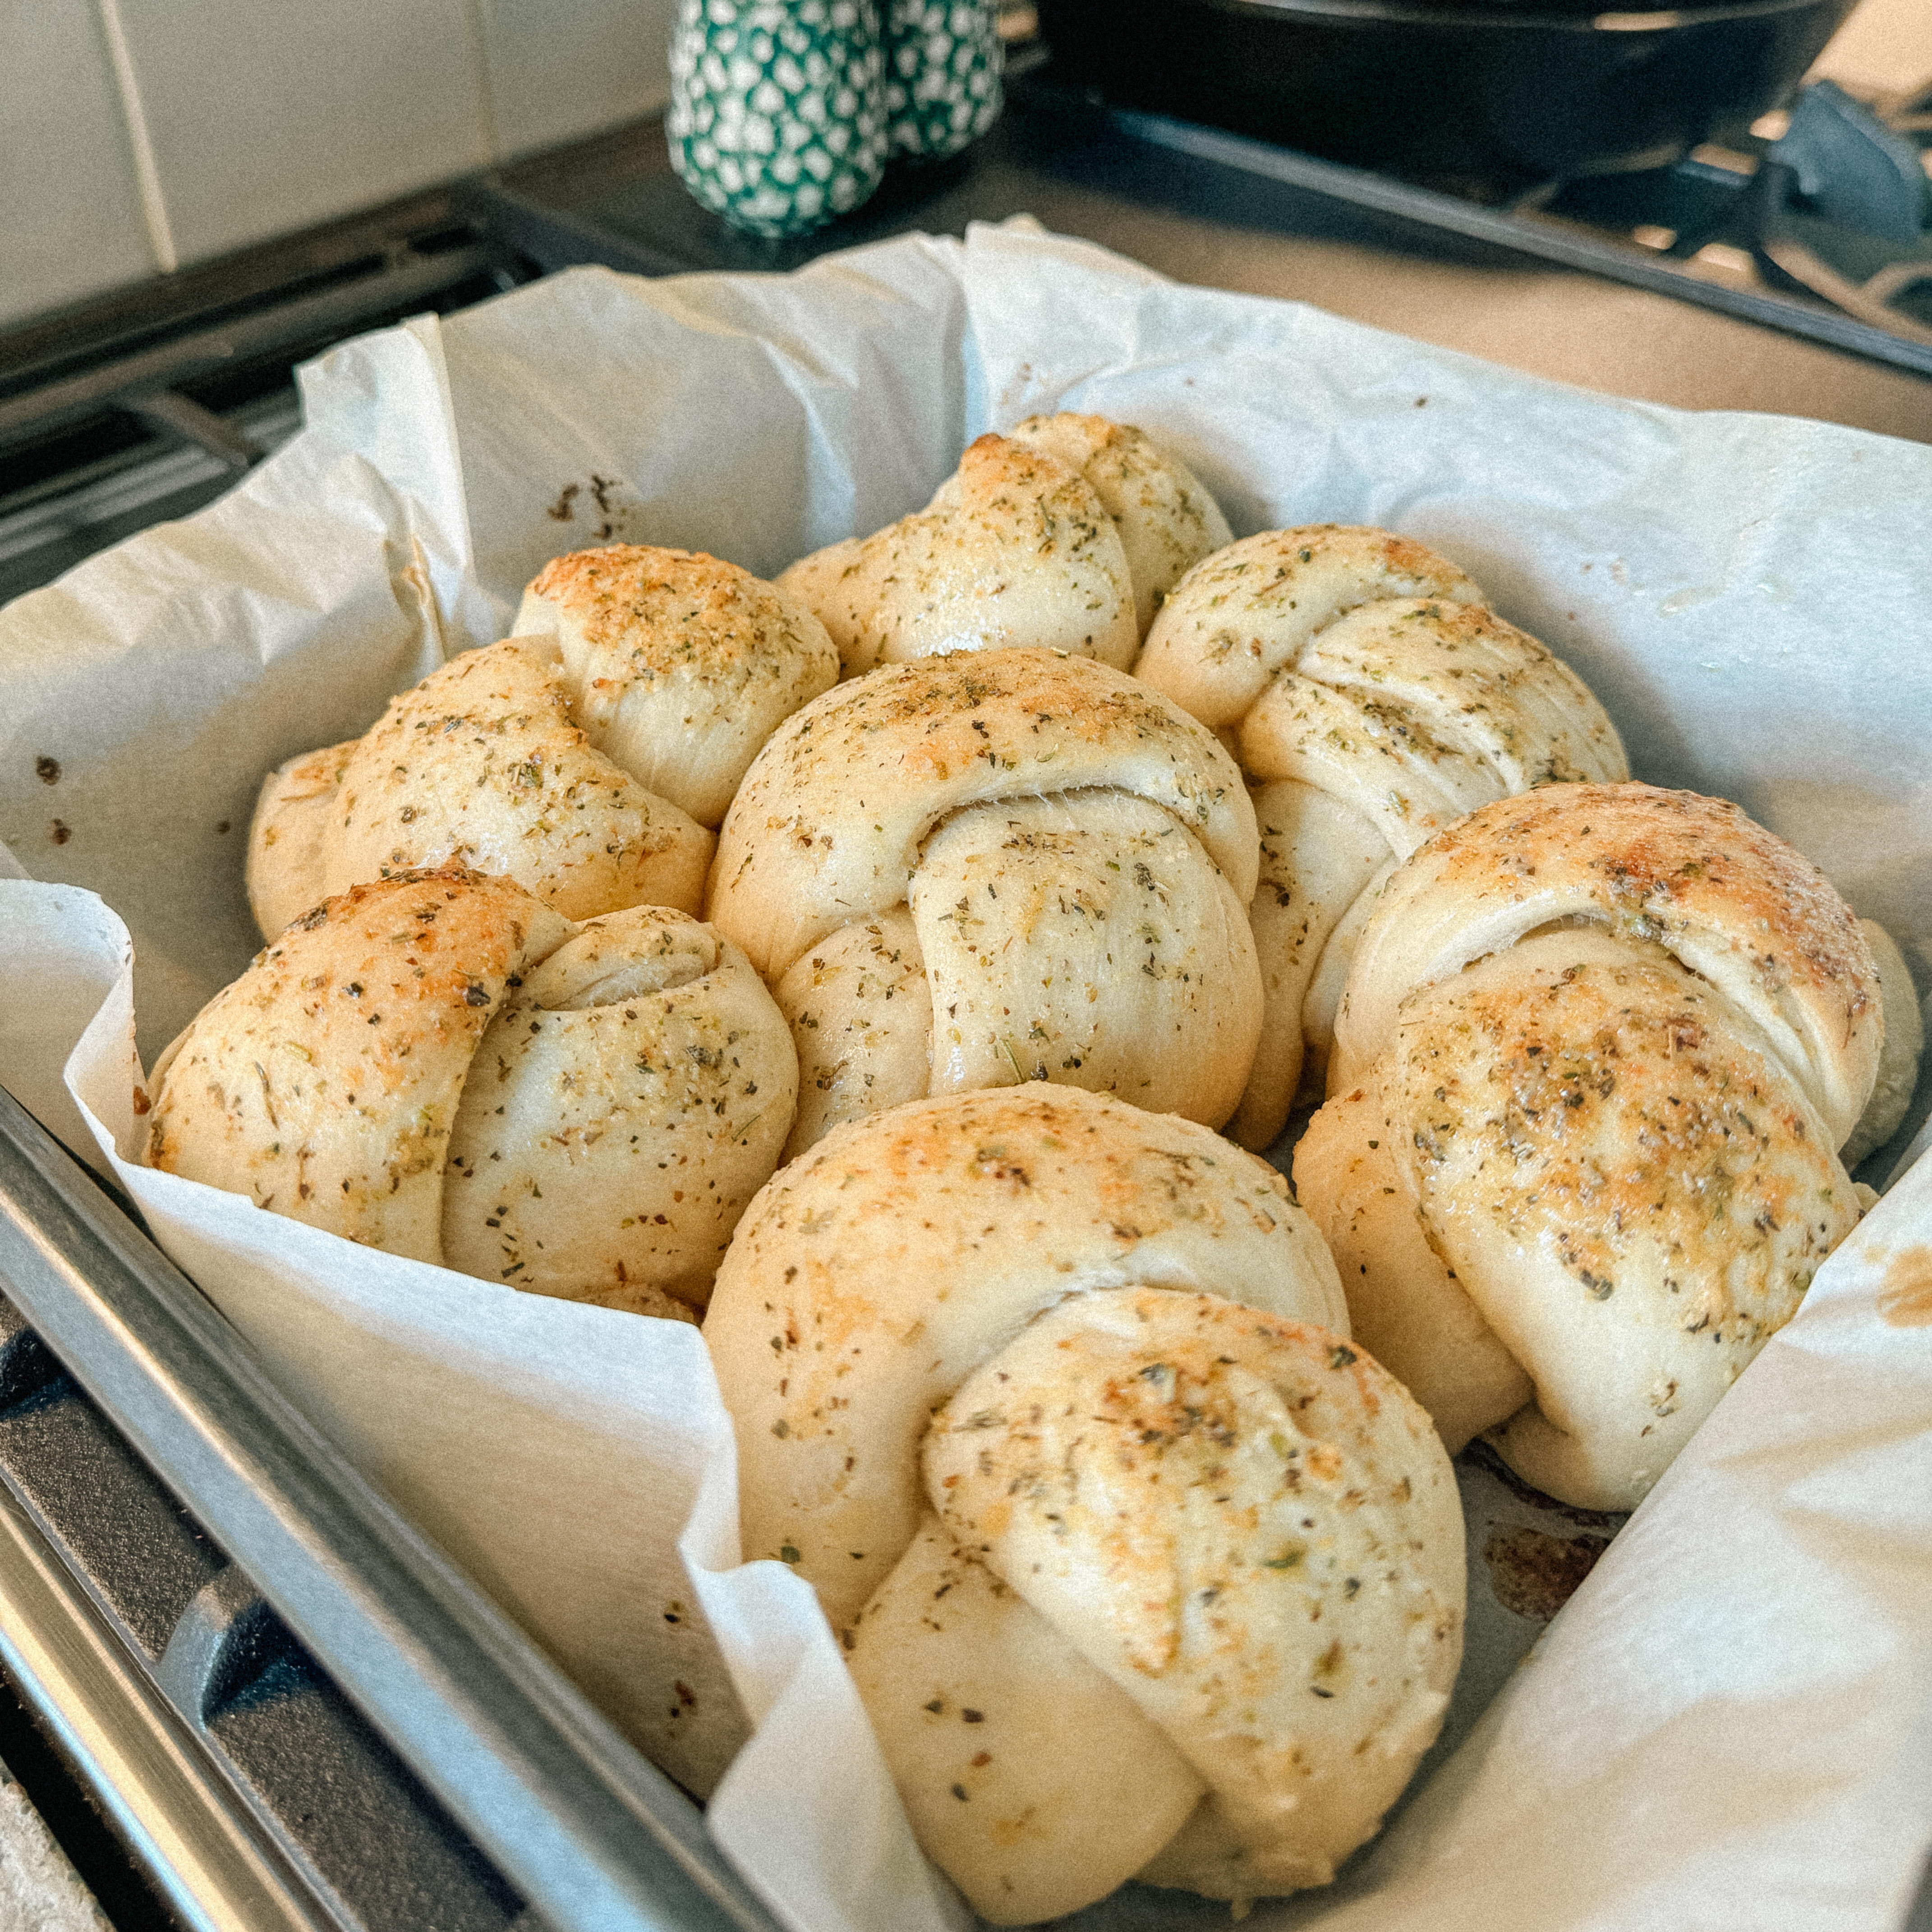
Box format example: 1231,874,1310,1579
0,1083,786,1932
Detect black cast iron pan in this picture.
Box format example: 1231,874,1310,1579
1033,0,1860,190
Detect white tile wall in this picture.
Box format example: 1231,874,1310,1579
0,0,160,327
1,0,676,327
113,0,495,267
476,0,675,162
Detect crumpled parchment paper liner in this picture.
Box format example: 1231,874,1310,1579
15,876,750,1797
0,220,1924,1932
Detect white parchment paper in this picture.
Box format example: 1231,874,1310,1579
0,221,1927,1932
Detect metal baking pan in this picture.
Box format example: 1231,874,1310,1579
0,1080,1630,1932
0,1081,783,1932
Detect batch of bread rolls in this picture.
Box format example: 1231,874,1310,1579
145,414,1923,1923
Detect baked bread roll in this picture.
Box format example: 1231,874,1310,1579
1001,413,1234,635
1133,526,1628,1149
147,868,796,1316
777,415,1230,676
1294,783,1881,1509
704,1087,1464,1921
248,547,835,940
706,649,1265,1156
248,640,711,938
510,543,839,827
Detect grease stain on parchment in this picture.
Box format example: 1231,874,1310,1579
1877,1245,1932,1327
1482,1527,1612,1622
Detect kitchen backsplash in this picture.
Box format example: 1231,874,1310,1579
1,0,676,328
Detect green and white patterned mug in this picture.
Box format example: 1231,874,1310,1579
668,0,888,238
883,0,1002,161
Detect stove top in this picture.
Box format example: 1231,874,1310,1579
471,58,1932,374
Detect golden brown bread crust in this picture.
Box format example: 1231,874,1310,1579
1135,525,1482,729
1297,780,1883,1509
247,640,713,935
515,544,838,827
778,433,1139,676
908,789,1260,1123
908,1290,1460,1915
705,1085,1343,1630
706,650,1263,1145
249,547,833,943
440,906,797,1310
708,649,1258,981
1132,529,1628,1149
1394,951,1851,1348
149,868,572,1264
147,869,794,1313
1333,781,1881,1147
1241,596,1624,812
1003,413,1233,635
524,544,806,678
